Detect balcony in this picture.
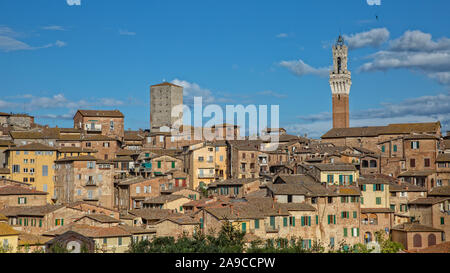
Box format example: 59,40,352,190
85,181,97,187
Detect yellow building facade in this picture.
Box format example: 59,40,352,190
6,143,57,203
0,222,19,252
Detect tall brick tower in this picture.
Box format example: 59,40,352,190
329,35,352,129
150,82,184,132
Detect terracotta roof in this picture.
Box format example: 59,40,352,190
428,186,450,197
409,197,450,205
275,174,317,184
59,128,82,133
0,205,65,217
116,149,139,156
76,110,124,118
311,163,357,172
361,208,394,214
112,156,133,162
58,147,97,153
322,122,441,139
10,129,60,140
151,82,182,88
398,170,435,177
55,155,98,162
6,142,57,151
0,168,10,174
75,214,121,224
358,176,390,185
116,176,161,186
0,140,14,146
436,154,450,162
58,135,82,141
0,214,7,221
208,178,259,188
0,112,11,116
45,224,130,238
81,135,118,141
143,195,188,205
156,216,200,225
18,232,51,246
267,183,309,195
0,222,19,236
389,182,426,192
124,131,144,141
0,185,48,196
411,241,450,253
128,209,181,220
392,222,443,233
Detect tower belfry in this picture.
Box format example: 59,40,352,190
329,35,352,128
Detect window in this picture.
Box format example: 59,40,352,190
341,211,350,219
255,219,260,229
103,142,110,148
381,146,385,153
361,197,364,204
343,228,348,237
198,157,204,162
103,238,107,245
311,197,317,204
410,159,416,168
43,184,48,192
12,165,20,173
411,141,420,150
393,145,398,152
86,142,92,148
353,211,357,219
330,237,335,248
328,197,333,204
290,216,296,227
18,197,27,204
441,217,445,225
110,121,114,130
219,155,224,162
118,237,122,246
424,158,430,168
136,186,141,194
376,197,382,205
413,234,422,248
87,162,95,169
327,175,334,183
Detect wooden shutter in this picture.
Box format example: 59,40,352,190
316,215,319,225
333,215,336,224
308,216,311,226
283,217,288,227
292,217,296,227
373,184,377,191
381,184,384,191
328,215,331,224
343,228,348,237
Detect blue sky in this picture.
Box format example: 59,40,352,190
0,0,449,138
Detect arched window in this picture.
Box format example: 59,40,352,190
413,234,422,248
428,234,436,246
337,57,342,73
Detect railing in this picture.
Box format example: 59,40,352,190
85,181,97,187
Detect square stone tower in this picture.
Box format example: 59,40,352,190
150,82,184,132
329,35,352,129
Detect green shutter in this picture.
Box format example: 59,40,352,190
373,184,377,191
357,228,360,237
292,217,295,227
309,240,312,249
308,216,311,226
441,217,445,225
382,146,385,152
333,215,336,224
363,185,366,191
349,175,353,185
301,216,305,226
55,219,58,226
283,217,288,227
341,212,344,219
157,161,161,168
353,211,357,219
172,161,175,168
417,142,420,149
381,184,384,191
316,215,319,225
242,223,246,232
328,215,331,224
393,145,397,152
361,197,364,204
343,228,348,237
339,175,343,185
376,197,381,205
39,219,42,227
61,219,64,226
255,219,260,229
200,218,204,229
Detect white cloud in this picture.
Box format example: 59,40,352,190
276,33,289,38
256,90,287,99
389,30,450,52
359,30,450,86
171,79,233,105
66,0,81,6
0,26,67,52
119,30,136,36
0,36,33,52
343,28,390,49
42,26,66,31
279,59,329,78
